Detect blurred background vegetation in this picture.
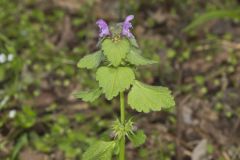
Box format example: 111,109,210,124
0,0,240,160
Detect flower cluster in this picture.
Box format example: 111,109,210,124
96,15,134,38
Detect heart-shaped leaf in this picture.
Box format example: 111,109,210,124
102,39,130,66
96,67,135,100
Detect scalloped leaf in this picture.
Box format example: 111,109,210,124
102,38,130,66
126,48,157,66
74,88,102,102
82,141,115,160
128,130,146,147
77,51,103,69
128,81,175,113
96,67,135,100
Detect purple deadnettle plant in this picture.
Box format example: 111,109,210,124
75,15,175,160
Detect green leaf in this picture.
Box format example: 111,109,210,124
31,134,52,153
74,88,102,102
77,51,103,69
128,81,175,113
102,38,130,66
129,37,139,48
16,106,36,128
11,134,28,160
96,67,135,100
82,141,115,160
184,8,240,32
126,48,157,66
128,130,146,147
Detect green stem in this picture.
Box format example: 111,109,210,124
119,92,125,160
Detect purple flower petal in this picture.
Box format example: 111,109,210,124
122,15,134,38
96,19,110,38
125,15,134,22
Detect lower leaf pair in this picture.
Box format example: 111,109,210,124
74,78,175,113
83,119,146,160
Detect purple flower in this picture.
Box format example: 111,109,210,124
122,15,134,38
96,19,110,38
